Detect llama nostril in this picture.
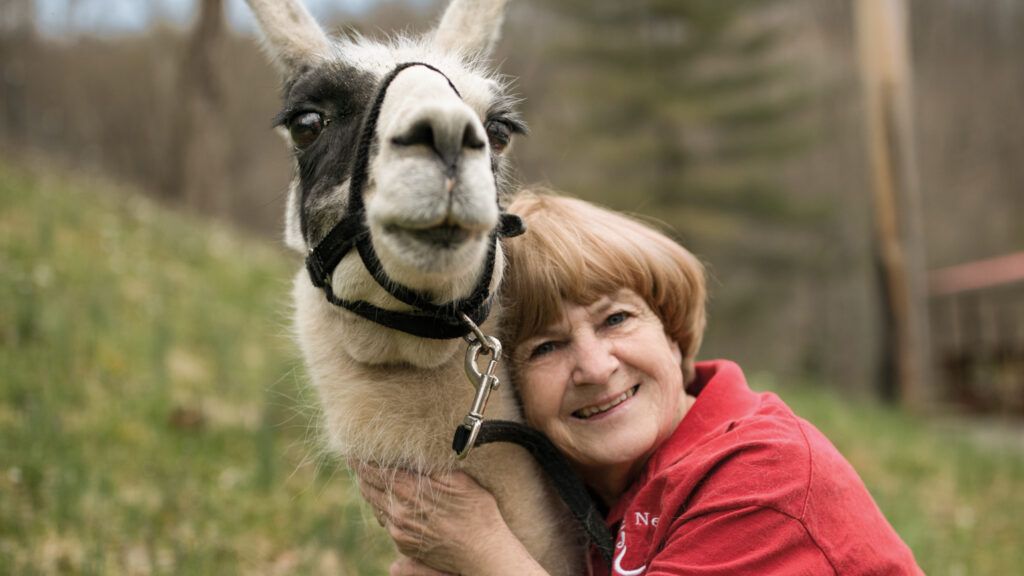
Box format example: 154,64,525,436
391,111,485,172
391,120,435,149
393,118,459,167
462,124,485,150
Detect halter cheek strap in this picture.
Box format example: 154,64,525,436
304,61,525,339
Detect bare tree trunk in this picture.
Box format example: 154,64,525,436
854,0,931,410
0,0,35,147
164,0,230,216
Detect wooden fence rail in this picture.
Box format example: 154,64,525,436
929,252,1024,414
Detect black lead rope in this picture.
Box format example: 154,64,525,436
304,61,524,340
476,420,616,566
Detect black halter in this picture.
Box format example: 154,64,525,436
304,62,525,339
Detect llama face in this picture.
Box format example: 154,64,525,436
247,0,522,302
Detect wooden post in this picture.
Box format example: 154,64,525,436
165,0,230,215
854,0,931,409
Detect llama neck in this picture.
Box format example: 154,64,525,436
293,273,466,368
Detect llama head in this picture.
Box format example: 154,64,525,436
247,0,524,304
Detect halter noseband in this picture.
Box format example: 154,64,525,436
304,62,525,339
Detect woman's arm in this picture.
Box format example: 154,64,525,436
353,462,551,576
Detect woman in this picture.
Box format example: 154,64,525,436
355,192,923,575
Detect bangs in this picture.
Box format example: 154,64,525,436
501,206,630,344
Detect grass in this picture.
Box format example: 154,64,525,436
0,160,393,574
1,159,1021,574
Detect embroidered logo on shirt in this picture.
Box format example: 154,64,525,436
613,530,647,576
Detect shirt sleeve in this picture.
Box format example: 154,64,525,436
645,505,836,576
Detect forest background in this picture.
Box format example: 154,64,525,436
5,0,1023,397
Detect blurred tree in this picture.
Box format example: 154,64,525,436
540,0,817,243
527,0,832,381
0,0,35,146
164,0,230,215
855,0,931,408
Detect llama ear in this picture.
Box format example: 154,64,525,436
245,0,332,74
432,0,510,60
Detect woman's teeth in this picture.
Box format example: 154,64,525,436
575,386,638,419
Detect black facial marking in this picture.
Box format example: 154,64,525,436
277,62,378,245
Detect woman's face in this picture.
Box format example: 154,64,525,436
513,289,687,495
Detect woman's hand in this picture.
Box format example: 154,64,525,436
388,556,453,576
352,462,527,575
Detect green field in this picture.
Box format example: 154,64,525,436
1,160,1022,574
0,161,393,574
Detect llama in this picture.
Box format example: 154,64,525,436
245,0,584,572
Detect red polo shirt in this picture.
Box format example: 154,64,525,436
589,360,922,576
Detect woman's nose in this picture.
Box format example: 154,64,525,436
570,334,618,386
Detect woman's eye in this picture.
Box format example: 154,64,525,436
289,111,325,149
485,119,512,154
529,341,558,359
605,311,629,327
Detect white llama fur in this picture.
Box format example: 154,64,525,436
246,0,583,573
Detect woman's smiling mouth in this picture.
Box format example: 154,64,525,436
573,385,640,419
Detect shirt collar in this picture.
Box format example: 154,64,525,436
606,359,758,522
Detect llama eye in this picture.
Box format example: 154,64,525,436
485,119,512,154
290,111,325,150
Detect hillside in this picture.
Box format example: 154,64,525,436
1,160,1021,574
0,161,393,574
